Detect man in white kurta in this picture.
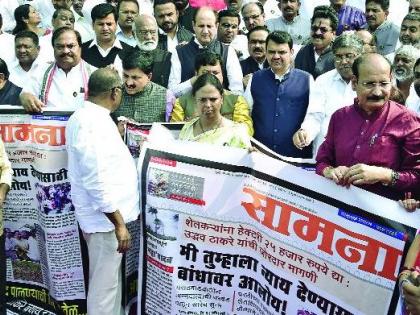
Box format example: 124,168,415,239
66,67,139,315
292,33,363,157
20,27,95,112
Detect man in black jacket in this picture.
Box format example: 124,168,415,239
294,6,337,79
131,14,172,88
81,3,131,68
154,0,193,53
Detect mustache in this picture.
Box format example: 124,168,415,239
253,48,263,53
367,95,384,101
312,34,324,39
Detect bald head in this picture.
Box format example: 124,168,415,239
355,30,376,53
88,67,122,97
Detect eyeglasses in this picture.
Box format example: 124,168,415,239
243,14,261,22
359,81,392,89
221,23,238,30
137,30,156,36
334,53,357,62
311,25,332,34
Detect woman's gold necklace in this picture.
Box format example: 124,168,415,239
198,117,223,134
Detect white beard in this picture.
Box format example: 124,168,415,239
137,40,158,51
393,68,413,82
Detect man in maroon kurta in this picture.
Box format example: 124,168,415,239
316,53,420,200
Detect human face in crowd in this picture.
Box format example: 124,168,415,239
123,67,151,95
392,53,416,82
365,1,388,31
266,40,293,76
197,63,224,85
334,47,358,81
217,16,239,44
52,10,75,30
279,0,300,22
193,9,217,46
52,0,73,10
195,84,223,120
53,30,81,71
72,0,84,15
243,3,265,31
154,2,179,33
356,30,376,53
248,29,268,63
400,19,420,45
135,17,158,51
311,18,335,51
15,37,39,66
93,13,117,44
330,0,346,11
227,0,243,11
409,0,420,13
352,55,392,114
26,6,41,26
414,63,420,96
118,1,139,30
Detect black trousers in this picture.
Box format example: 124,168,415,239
0,233,5,315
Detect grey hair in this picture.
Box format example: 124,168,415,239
332,32,364,55
394,45,420,61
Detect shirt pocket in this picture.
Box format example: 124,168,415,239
369,135,400,166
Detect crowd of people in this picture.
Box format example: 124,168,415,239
0,0,420,314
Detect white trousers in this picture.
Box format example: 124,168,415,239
83,231,123,315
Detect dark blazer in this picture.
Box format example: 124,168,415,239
294,43,335,79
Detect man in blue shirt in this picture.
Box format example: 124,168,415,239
243,31,314,158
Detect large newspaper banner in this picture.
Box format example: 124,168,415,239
137,128,420,315
0,112,88,315
0,110,143,315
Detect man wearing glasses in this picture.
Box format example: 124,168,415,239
293,33,362,157
316,53,420,201
20,27,95,112
241,1,266,32
66,67,139,315
294,6,337,79
131,14,172,88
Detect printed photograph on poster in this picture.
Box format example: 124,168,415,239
35,182,74,216
5,224,43,284
145,205,178,241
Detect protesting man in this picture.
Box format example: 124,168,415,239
132,14,172,88
316,53,420,201
244,31,314,158
115,51,175,123
116,0,139,47
9,31,43,88
294,6,337,79
20,27,95,112
154,0,193,53
392,45,420,101
66,67,139,315
293,33,363,157
168,7,243,96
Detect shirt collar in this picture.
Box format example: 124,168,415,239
194,37,215,49
89,37,122,50
71,7,83,21
354,99,389,120
271,67,290,82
